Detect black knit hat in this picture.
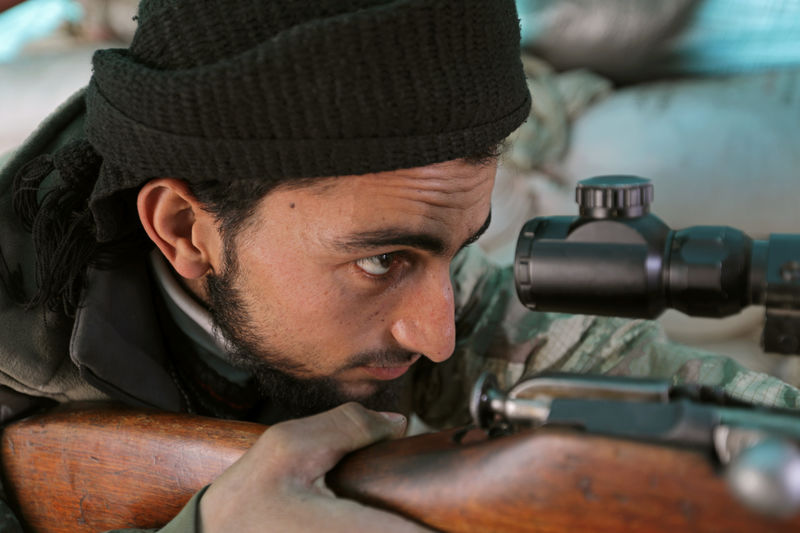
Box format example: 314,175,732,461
80,0,530,239
7,0,530,315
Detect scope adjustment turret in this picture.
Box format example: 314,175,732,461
576,175,654,218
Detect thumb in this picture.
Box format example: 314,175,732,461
328,403,408,451
263,402,407,481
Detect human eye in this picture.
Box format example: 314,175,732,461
355,253,397,277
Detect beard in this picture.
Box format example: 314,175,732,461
204,245,412,420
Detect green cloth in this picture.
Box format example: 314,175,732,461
157,488,205,533
104,487,206,533
0,91,108,405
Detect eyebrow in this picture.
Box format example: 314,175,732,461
333,211,492,256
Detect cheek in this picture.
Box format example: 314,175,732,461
235,245,393,345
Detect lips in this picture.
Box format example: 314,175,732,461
361,354,421,380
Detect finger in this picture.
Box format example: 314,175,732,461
200,405,414,532
263,402,407,479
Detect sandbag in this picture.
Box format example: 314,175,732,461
556,68,800,237
516,0,800,81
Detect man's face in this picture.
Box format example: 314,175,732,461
204,158,496,417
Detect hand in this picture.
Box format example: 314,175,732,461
199,402,432,532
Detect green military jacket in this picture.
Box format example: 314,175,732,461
1,91,799,532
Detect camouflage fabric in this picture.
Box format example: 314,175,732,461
412,244,800,428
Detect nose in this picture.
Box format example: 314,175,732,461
390,266,456,363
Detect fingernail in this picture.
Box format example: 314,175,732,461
378,411,406,425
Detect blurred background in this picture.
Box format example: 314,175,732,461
0,0,136,154
1,0,799,382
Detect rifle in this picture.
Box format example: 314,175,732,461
3,373,800,533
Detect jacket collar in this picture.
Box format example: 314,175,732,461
70,256,184,410
148,251,251,386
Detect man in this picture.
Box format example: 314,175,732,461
0,1,798,532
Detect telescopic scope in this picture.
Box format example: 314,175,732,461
513,176,800,354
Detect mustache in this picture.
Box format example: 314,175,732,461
343,349,420,370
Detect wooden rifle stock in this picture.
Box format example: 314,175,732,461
0,405,262,532
2,405,799,533
0,1,26,14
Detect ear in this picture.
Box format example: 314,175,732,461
137,178,221,279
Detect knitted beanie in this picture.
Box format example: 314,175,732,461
12,0,529,250
81,0,530,239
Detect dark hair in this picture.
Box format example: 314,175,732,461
9,142,503,316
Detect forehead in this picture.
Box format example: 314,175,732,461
284,159,494,206
244,159,496,249
277,158,493,213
